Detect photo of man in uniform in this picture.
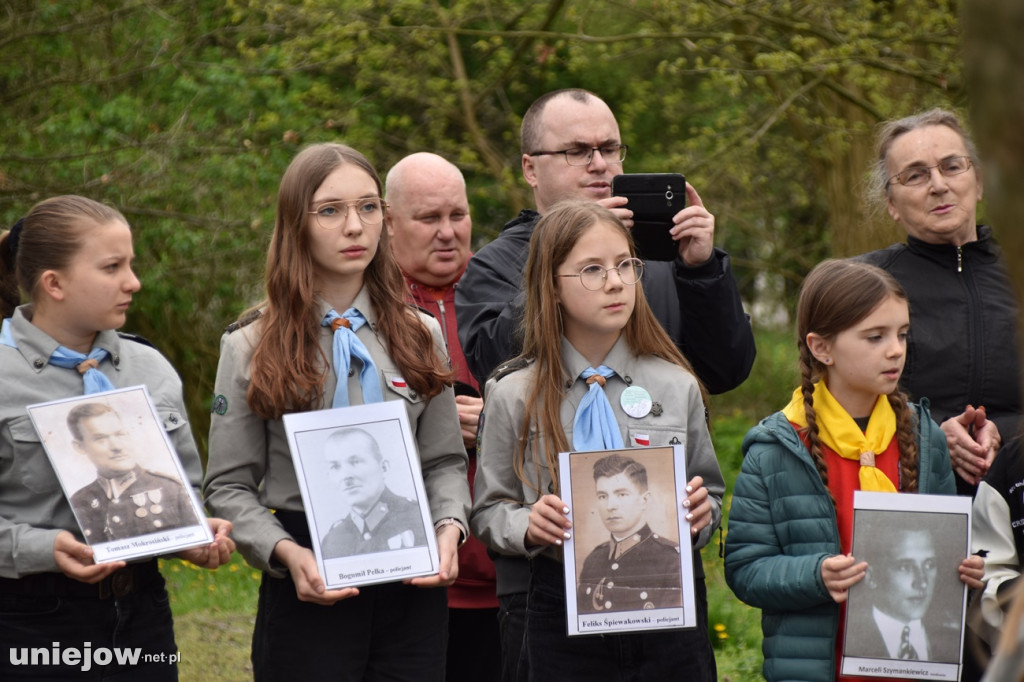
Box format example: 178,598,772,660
576,454,682,613
320,427,427,559
845,523,962,663
67,402,199,542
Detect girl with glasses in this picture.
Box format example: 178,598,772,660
471,200,724,680
204,143,470,680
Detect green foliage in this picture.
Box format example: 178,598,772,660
0,0,964,458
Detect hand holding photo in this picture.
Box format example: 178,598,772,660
560,444,696,636
283,400,440,590
842,491,971,680
27,386,213,563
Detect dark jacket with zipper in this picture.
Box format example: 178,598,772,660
455,209,756,394
858,225,1021,493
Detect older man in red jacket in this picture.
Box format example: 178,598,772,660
386,152,499,681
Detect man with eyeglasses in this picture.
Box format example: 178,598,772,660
456,88,755,682
456,88,755,394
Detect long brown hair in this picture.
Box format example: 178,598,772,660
796,259,919,499
1,196,126,318
513,200,703,494
246,143,450,420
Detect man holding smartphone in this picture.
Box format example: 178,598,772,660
457,88,755,681
456,88,754,393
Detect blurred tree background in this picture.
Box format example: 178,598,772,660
0,0,967,454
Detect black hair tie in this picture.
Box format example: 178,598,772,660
2,218,23,269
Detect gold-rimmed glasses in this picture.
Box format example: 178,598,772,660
308,198,386,229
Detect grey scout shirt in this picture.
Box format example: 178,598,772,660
204,288,470,577
0,305,202,578
470,335,724,566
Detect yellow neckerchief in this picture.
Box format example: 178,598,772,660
781,381,898,493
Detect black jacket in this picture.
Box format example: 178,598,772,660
455,209,756,393
858,226,1021,493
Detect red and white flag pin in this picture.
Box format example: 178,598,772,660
633,433,650,446
390,376,408,389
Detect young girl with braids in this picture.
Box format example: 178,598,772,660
204,143,470,680
470,200,724,680
724,259,985,682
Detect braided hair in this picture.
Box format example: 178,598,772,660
795,259,919,505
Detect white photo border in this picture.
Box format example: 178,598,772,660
560,443,697,636
26,385,212,563
283,400,440,589
841,490,971,681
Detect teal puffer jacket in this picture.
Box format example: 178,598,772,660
724,399,955,682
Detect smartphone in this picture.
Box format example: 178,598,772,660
611,173,686,261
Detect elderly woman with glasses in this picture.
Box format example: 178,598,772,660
857,109,1021,497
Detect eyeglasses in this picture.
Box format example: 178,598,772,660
886,156,973,188
529,144,628,167
557,258,644,291
308,198,386,229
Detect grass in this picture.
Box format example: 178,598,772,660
161,554,259,681
166,326,798,681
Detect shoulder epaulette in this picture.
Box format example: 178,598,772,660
407,303,435,319
225,309,262,334
491,356,531,383
117,332,157,350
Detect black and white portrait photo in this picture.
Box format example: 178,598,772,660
842,491,971,680
318,426,427,559
283,401,439,590
65,402,199,541
26,386,213,562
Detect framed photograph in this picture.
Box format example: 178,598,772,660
282,400,439,590
842,491,971,681
26,386,212,563
559,444,697,636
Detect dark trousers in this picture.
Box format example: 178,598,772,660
252,570,449,682
497,592,528,682
0,565,177,680
445,606,501,682
523,556,716,682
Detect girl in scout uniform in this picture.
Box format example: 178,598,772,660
204,143,470,681
0,195,233,680
724,259,986,682
470,200,724,680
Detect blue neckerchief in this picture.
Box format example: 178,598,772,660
2,319,115,395
48,346,117,394
322,308,383,407
572,366,624,450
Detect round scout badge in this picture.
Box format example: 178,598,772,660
619,385,652,418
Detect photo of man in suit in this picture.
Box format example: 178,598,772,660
576,454,682,613
320,426,427,559
67,402,198,542
846,524,962,664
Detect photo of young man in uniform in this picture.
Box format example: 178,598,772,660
67,402,199,542
576,453,682,613
319,426,428,559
